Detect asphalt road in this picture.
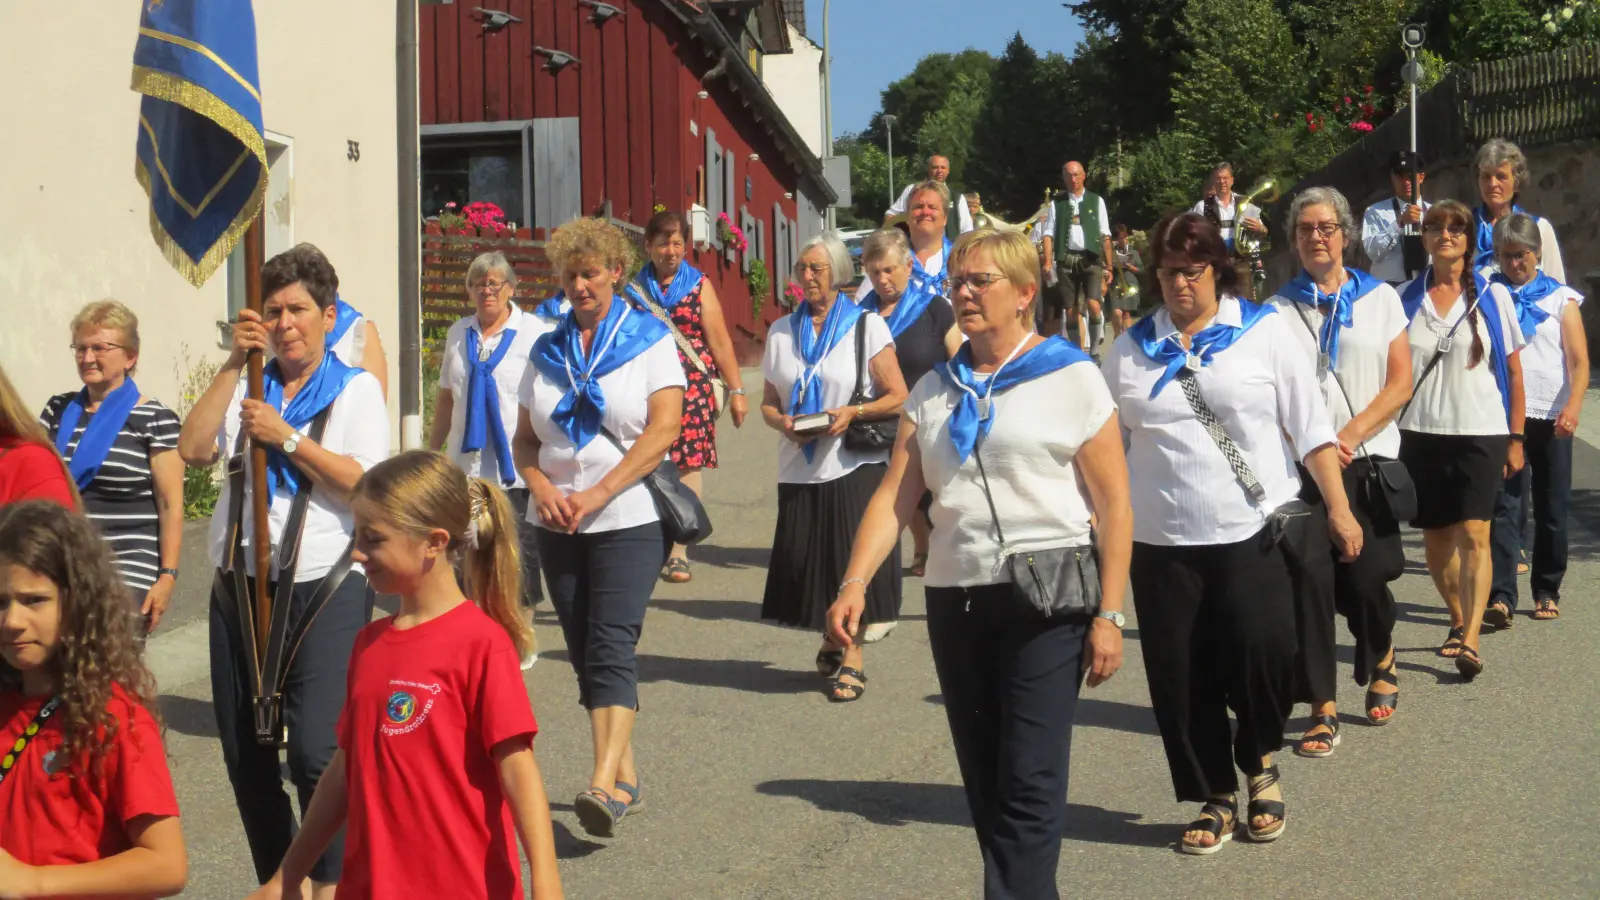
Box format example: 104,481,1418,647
148,378,1600,898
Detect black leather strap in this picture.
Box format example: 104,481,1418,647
257,409,334,710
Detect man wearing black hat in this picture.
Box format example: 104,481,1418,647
1362,150,1430,286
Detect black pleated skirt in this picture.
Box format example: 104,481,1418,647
761,463,903,631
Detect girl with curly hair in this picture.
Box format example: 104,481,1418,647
0,500,186,897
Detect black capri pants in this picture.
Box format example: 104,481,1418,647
536,520,664,710
1130,526,1297,802
210,570,374,884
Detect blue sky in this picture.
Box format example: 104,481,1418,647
802,0,1088,137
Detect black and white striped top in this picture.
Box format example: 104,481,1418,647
39,393,182,594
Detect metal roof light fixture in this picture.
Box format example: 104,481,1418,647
533,46,581,73
472,7,522,32
578,0,624,24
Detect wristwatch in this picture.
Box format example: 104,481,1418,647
282,430,304,455
1509,432,1526,443
1095,610,1126,629
158,567,180,579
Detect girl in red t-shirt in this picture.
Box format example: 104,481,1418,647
250,450,562,900
0,500,185,898
0,364,78,509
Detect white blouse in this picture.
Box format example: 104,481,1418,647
762,312,895,485
907,363,1115,588
1189,196,1261,248
207,371,390,582
1511,283,1581,421
1102,296,1337,547
1397,281,1526,436
519,329,685,534
1269,281,1410,460
329,314,367,369
437,305,550,488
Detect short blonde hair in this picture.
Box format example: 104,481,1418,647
907,180,951,209
546,217,633,273
949,228,1042,299
70,300,141,372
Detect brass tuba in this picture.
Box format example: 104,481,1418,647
1232,177,1281,258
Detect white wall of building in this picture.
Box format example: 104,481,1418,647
761,24,824,159
0,1,400,441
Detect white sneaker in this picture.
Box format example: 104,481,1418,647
520,651,538,671
862,621,898,644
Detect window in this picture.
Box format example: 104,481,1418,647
224,133,293,334
421,141,524,223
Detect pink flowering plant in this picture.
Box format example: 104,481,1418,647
716,211,749,253
434,201,510,235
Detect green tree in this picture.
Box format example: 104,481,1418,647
863,49,997,147
968,34,1055,218
913,71,990,190
836,133,920,228
1066,0,1191,139
1127,128,1211,223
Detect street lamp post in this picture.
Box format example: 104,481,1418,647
883,114,897,210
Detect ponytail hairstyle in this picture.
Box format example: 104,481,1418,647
353,451,535,659
0,501,160,786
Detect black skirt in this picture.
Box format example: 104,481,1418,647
761,463,902,631
1399,430,1508,529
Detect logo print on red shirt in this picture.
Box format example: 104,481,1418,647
380,680,442,736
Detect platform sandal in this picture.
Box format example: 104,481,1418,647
1179,796,1237,856
1246,765,1286,842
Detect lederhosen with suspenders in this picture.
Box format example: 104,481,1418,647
213,409,355,746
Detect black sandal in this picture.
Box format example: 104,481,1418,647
1179,796,1237,856
1438,626,1465,658
815,648,844,678
827,666,868,703
1294,714,1341,759
1456,645,1484,681
1365,664,1399,726
1246,765,1286,842
1483,601,1513,630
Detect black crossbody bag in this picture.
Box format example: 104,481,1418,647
842,314,898,452
1286,300,1418,524
598,425,712,546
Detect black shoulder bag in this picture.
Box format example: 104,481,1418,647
972,437,1101,621
598,425,712,546
842,314,898,452
1286,301,1418,524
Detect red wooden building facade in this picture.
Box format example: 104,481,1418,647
419,0,833,351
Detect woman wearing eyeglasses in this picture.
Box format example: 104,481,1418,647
1267,188,1412,758
1398,200,1526,680
1485,213,1586,625
1102,212,1361,855
39,301,184,630
428,251,549,666
761,233,908,702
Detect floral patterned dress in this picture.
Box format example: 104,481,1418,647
666,280,720,470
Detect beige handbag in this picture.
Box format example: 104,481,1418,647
634,291,728,420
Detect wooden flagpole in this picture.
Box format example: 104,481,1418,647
243,218,273,660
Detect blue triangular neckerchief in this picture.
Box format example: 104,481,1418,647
638,261,703,311
1490,271,1559,337
859,274,940,339
911,237,952,294
53,378,143,490
530,287,670,450
1472,203,1527,272
261,353,361,497
935,336,1089,464
788,294,866,463
1129,298,1277,398
534,293,570,322
1401,271,1514,424
459,316,520,485
1279,268,1384,370
328,296,361,352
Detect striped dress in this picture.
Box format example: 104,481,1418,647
40,394,182,595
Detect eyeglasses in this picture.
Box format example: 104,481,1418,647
1498,248,1537,262
70,342,128,358
1422,223,1468,236
793,263,831,276
473,280,509,294
1294,223,1342,239
948,273,1010,295
1155,265,1211,283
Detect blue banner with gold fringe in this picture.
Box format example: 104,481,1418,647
131,0,267,287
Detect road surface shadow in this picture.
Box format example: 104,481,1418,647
686,544,771,571
552,821,605,859
637,653,818,694
161,694,219,739
757,778,1171,848
923,694,1159,736
651,597,763,622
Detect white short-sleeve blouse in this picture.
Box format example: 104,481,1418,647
762,312,895,485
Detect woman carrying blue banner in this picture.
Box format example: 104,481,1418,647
855,228,961,633
39,301,184,630
761,233,908,703
829,228,1131,899
429,251,549,665
178,243,389,895
1268,188,1413,755
512,217,685,839
324,295,390,399
635,210,749,585
1485,214,1587,626
1397,200,1526,681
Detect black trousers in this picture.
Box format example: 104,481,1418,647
926,585,1086,900
1293,460,1405,702
210,570,374,884
1491,417,1573,610
1131,527,1296,801
506,487,545,607
536,521,664,710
